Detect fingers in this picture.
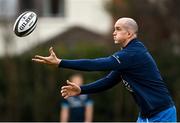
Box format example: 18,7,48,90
32,58,46,63
60,80,79,99
49,46,55,55
64,95,69,99
61,86,70,99
61,91,67,97
66,80,75,86
32,55,49,64
66,80,73,85
61,89,66,95
49,47,53,53
34,55,47,60
61,85,72,90
61,91,69,99
61,84,73,98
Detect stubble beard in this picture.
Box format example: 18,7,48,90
114,40,124,48
114,40,119,44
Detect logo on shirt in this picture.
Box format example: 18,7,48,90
67,95,88,108
122,79,134,92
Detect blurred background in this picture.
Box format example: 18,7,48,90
0,0,180,121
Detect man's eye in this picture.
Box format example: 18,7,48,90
116,28,121,30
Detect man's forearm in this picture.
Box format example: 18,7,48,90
80,71,122,94
58,57,120,71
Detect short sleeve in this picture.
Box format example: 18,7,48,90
61,99,69,108
85,98,93,106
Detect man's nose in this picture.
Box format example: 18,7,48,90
113,31,117,36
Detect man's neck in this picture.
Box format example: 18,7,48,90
123,36,137,48
122,37,137,48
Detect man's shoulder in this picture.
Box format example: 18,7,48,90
113,44,147,62
125,39,147,54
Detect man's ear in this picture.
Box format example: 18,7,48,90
127,31,134,38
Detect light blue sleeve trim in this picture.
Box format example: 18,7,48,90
85,100,94,106
112,55,121,64
61,103,69,108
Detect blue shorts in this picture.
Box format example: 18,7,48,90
137,106,177,122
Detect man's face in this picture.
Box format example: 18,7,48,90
113,20,129,45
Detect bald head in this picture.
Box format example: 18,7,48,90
113,17,139,46
117,17,138,35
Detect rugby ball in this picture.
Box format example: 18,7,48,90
13,11,38,37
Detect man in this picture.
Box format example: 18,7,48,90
60,74,93,122
32,17,177,122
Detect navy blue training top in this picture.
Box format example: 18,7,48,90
59,38,174,118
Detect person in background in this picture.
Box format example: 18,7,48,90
60,74,93,122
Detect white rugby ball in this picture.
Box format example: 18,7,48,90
13,11,38,37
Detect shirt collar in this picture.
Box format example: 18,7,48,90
122,38,138,49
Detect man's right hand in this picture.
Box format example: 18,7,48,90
32,47,61,67
61,80,81,99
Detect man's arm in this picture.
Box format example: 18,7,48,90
59,57,121,71
80,71,122,94
61,71,122,98
60,50,134,71
32,47,126,71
